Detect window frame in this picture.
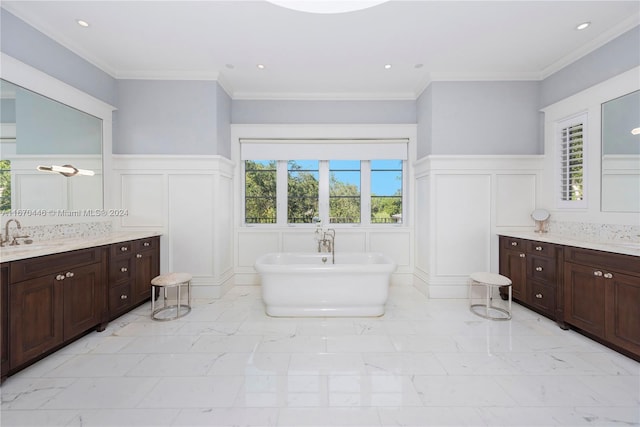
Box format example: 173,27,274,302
241,158,407,227
556,112,588,209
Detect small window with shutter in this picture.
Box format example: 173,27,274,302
557,113,587,208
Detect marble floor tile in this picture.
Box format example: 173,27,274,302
2,285,638,427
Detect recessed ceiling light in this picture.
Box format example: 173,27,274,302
384,64,392,69
576,22,591,30
225,64,235,69
257,64,266,70
414,63,424,69
631,127,640,135
76,19,89,27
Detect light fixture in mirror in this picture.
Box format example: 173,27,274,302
0,79,103,213
37,164,95,177
531,209,550,233
601,90,640,213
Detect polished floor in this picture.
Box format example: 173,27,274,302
1,285,638,426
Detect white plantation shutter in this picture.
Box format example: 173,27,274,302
557,113,587,208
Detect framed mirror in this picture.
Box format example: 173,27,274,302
0,78,103,213
601,90,640,213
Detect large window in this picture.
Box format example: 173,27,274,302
241,139,407,226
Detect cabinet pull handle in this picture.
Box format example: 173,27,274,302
65,271,74,278
120,267,128,273
120,246,128,252
535,246,543,251
535,266,543,272
143,242,150,247
56,274,65,281
603,272,613,279
120,294,128,300
535,293,543,299
136,254,143,259
594,271,603,277
519,253,525,258
511,241,518,246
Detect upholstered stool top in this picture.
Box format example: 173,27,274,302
470,272,512,287
151,272,192,287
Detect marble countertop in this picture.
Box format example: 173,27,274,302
498,231,640,257
0,231,161,263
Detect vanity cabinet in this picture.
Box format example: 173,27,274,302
564,247,640,357
499,236,563,321
8,247,107,369
1,263,8,381
108,236,159,318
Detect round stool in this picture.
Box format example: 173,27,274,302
469,272,512,320
150,272,192,321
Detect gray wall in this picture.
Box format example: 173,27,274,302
216,86,232,159
540,26,640,108
114,80,224,155
232,100,416,124
419,81,541,156
0,9,117,106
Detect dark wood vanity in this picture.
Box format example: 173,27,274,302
0,234,160,381
499,234,640,361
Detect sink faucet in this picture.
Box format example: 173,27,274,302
2,219,28,246
315,226,336,264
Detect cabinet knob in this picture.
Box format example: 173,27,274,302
143,242,150,247
65,271,74,278
511,241,518,246
120,267,128,273
603,272,613,279
519,253,526,258
535,293,543,299
56,274,65,281
120,294,128,300
535,266,543,272
594,270,603,277
120,246,128,252
535,246,543,251
136,254,143,259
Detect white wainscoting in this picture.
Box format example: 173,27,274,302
415,155,544,298
112,155,235,298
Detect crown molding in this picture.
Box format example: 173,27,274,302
230,91,418,101
540,17,640,79
114,70,221,80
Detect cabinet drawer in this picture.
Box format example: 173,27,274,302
502,237,525,250
110,241,134,259
10,248,102,283
134,237,158,252
527,241,557,258
530,282,556,315
109,258,133,283
109,283,132,313
527,255,556,284
565,246,640,276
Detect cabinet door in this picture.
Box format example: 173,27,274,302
564,262,605,338
63,263,102,341
1,264,8,379
605,271,640,355
133,250,159,304
500,249,527,301
9,276,63,368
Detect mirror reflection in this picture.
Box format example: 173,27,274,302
601,90,640,213
0,79,103,213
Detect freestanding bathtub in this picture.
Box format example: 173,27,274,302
254,252,397,317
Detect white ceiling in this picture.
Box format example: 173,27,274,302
3,0,639,99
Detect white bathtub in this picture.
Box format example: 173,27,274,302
254,252,397,317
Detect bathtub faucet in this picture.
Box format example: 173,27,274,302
316,227,336,264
